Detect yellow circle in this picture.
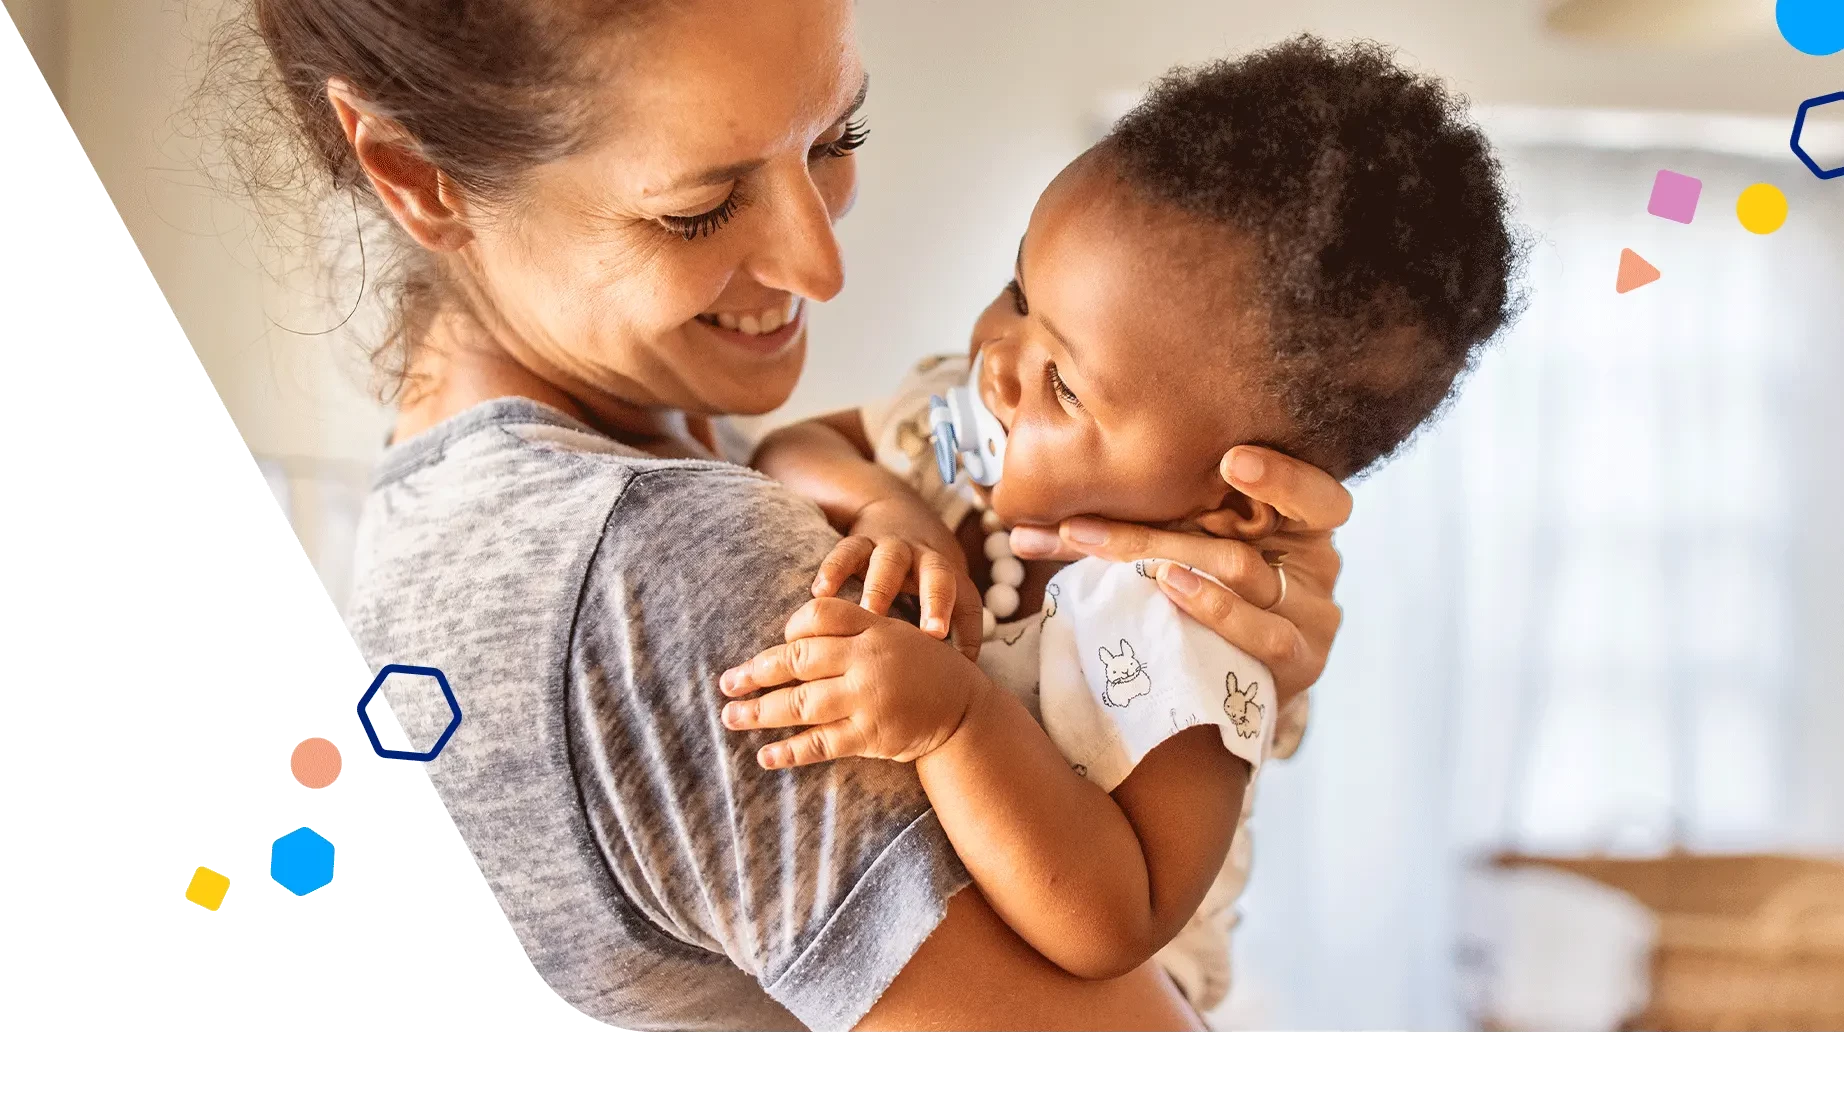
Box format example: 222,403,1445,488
1736,183,1788,235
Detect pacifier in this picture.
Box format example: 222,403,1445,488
928,350,1008,487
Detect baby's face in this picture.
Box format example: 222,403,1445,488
967,155,1290,528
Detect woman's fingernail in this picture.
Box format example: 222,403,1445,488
1009,527,1056,558
925,617,947,636
1228,450,1265,485
720,670,737,694
1160,562,1202,595
1065,518,1109,545
722,703,744,727
758,748,780,770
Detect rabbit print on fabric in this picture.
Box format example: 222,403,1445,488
1099,639,1153,708
1223,672,1264,740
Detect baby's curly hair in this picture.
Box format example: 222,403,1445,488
1103,35,1523,479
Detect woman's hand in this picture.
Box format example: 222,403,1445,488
1008,446,1350,706
813,494,985,659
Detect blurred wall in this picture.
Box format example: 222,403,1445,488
12,0,1836,449
799,0,1844,419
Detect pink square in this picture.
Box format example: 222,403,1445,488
1647,169,1702,224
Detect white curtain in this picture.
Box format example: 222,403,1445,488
1226,142,1844,1030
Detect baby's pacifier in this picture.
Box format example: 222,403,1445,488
928,351,1008,487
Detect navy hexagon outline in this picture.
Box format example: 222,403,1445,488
357,664,462,762
1791,91,1844,180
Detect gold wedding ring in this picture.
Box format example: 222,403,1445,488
1264,551,1289,611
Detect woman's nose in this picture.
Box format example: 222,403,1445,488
749,168,846,303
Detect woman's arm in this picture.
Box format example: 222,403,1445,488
723,597,1246,980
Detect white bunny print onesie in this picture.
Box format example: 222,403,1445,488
856,354,1289,1014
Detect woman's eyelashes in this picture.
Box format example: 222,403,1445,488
1005,278,1027,315
657,118,866,241
812,116,869,160
1048,363,1082,409
660,192,741,241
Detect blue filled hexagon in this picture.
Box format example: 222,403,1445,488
270,826,335,896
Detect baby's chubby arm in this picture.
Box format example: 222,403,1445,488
720,597,1248,980
753,412,982,654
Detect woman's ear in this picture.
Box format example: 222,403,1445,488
1194,454,1281,540
325,78,474,252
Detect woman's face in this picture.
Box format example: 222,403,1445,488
454,0,863,418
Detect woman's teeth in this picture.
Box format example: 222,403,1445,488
702,299,801,335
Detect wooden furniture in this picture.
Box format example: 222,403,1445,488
1491,852,1844,1030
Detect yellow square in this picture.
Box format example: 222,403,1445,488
186,867,230,911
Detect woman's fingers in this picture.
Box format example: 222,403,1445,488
757,723,863,770
859,542,915,615
1220,446,1353,533
719,635,852,697
722,677,853,731
813,536,875,599
1046,519,1287,607
1155,561,1340,703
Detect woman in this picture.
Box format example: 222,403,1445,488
245,0,1350,1030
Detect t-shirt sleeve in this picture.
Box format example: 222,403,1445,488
1036,559,1276,792
568,465,969,1031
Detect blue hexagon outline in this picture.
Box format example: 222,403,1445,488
1791,91,1844,180
357,663,462,762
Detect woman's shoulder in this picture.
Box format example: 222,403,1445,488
351,398,839,651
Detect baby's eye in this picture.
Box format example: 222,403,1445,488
1048,363,1082,409
1005,279,1027,316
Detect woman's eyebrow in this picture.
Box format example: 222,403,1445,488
657,76,869,195
665,158,767,192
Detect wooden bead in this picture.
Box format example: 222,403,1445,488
983,530,1013,562
981,510,1005,532
984,582,1020,618
990,555,1025,587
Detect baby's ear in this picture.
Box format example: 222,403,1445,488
1195,473,1280,541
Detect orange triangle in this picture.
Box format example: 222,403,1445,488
1616,248,1660,293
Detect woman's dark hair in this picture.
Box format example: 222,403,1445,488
1103,35,1525,479
202,0,653,391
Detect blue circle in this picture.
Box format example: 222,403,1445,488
1778,0,1844,56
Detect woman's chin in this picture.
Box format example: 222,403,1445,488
688,330,808,417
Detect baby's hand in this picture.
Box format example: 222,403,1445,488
721,597,990,769
816,494,983,658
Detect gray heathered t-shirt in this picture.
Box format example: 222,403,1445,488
345,398,969,1031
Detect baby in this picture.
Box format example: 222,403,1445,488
721,36,1519,1014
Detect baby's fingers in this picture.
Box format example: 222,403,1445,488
915,549,959,640
719,636,852,697
813,536,876,599
722,677,853,732
757,723,865,770
859,542,915,615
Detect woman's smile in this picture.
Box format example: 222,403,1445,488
695,296,806,355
